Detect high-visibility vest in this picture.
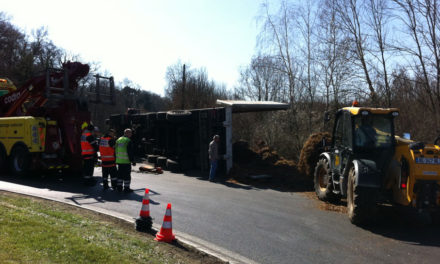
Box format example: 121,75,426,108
115,136,131,164
81,129,95,159
99,136,115,167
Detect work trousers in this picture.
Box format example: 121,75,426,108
117,163,131,189
209,160,218,181
82,158,95,180
102,166,118,187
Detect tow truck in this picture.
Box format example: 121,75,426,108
0,61,114,176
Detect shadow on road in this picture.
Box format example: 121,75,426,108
361,205,440,247
182,170,256,190
180,168,313,192
0,171,160,206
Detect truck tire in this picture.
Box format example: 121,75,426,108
147,113,157,121
156,112,167,120
9,145,31,176
157,156,167,168
166,159,180,172
347,166,377,225
180,157,193,171
314,158,338,202
147,154,158,164
166,110,191,123
0,144,6,172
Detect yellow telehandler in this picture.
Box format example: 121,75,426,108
314,104,440,224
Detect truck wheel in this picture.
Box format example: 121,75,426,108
156,156,167,168
147,113,157,121
9,145,31,176
166,159,180,172
156,112,167,120
347,166,377,225
314,158,338,202
166,110,192,123
0,144,6,172
180,157,193,171
147,154,158,164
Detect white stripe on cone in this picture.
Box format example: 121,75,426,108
162,221,172,229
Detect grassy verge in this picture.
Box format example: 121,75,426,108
0,191,221,264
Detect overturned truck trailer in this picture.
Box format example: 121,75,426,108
108,100,289,175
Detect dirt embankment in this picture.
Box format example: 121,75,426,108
228,139,309,191
229,133,331,189
229,134,347,213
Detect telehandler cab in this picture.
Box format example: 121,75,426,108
315,104,440,224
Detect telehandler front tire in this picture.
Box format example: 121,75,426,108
347,166,377,225
314,158,338,202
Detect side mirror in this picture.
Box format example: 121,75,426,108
324,111,331,123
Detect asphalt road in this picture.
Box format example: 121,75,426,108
1,167,440,264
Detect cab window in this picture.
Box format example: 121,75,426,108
342,112,352,148
333,114,343,147
354,114,393,148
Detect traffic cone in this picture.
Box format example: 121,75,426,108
135,188,152,232
155,203,176,242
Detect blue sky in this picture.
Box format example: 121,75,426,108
1,0,263,95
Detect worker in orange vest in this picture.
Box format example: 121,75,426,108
81,124,99,186
99,129,117,189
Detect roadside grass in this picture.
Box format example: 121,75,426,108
0,192,220,264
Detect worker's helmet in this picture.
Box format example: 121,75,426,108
81,122,88,130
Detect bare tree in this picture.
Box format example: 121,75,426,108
165,61,230,109
30,27,63,70
235,55,287,102
335,0,377,103
294,0,320,133
318,0,354,110
393,0,440,130
366,0,393,106
258,0,298,103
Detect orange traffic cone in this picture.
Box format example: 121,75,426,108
135,188,152,232
155,203,176,242
139,189,150,217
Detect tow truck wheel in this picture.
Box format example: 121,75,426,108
9,145,30,176
314,158,338,202
0,144,6,172
0,143,6,171
347,166,377,225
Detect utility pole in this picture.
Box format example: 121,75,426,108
181,64,186,109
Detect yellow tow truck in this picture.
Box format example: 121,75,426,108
0,62,93,176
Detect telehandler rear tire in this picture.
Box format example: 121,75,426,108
347,166,377,225
314,158,339,202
